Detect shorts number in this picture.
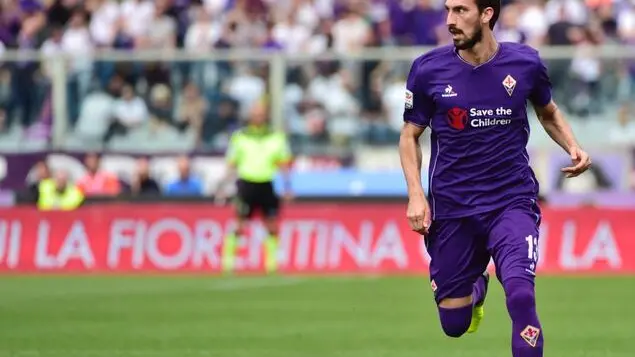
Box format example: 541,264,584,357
525,235,538,263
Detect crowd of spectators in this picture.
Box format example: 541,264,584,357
21,152,209,209
0,0,635,152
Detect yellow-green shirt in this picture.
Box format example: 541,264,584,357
37,179,84,211
226,126,292,183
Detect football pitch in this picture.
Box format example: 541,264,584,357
0,275,632,357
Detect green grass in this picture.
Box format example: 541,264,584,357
0,275,633,357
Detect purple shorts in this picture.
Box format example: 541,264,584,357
426,199,541,304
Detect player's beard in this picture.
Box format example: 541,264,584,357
452,24,483,50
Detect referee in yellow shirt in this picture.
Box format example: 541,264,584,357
215,100,293,274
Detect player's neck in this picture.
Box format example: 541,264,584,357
458,32,498,66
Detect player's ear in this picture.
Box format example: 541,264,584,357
481,7,494,26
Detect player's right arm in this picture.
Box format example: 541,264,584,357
399,56,434,235
400,123,426,200
528,51,591,178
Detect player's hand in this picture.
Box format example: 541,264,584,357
407,194,431,236
283,190,294,202
561,146,591,178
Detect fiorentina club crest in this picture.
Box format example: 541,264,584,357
502,74,517,97
520,325,541,347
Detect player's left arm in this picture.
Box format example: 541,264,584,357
530,55,592,178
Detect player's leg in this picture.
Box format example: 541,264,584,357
467,270,490,334
486,200,543,357
261,183,281,273
426,217,490,338
222,185,254,273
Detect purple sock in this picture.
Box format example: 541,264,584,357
438,304,472,338
472,275,487,307
504,278,544,357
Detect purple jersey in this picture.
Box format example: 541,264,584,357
404,42,552,220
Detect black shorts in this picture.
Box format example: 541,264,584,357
234,179,280,219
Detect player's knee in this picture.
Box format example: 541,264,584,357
504,278,536,311
438,310,471,338
441,322,469,338
437,297,472,338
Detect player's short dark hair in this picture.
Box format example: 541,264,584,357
475,0,500,30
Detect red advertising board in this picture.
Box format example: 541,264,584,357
0,203,632,274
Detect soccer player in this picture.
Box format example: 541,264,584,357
398,0,591,356
215,100,293,274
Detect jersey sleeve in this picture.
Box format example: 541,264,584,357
403,57,434,128
276,133,292,164
529,56,553,107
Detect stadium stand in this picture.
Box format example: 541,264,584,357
0,0,634,200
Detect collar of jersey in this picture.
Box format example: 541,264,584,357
244,125,272,136
454,42,502,69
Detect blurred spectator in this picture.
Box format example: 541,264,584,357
119,0,154,48
224,0,269,48
11,4,46,129
272,12,311,53
202,95,239,147
618,1,635,41
76,153,122,196
0,69,9,132
228,64,266,119
596,3,618,41
331,5,372,53
373,18,397,47
203,0,230,16
104,84,149,143
305,18,334,55
546,0,589,26
164,156,204,196
37,169,84,211
63,9,94,124
261,21,284,51
74,75,121,141
143,62,172,93
22,159,51,203
130,157,160,196
40,26,64,74
516,0,549,47
87,0,121,48
569,27,602,116
382,75,407,134
409,0,445,46
307,63,359,146
139,0,177,49
148,84,174,130
496,4,526,43
185,3,221,52
175,82,209,142
613,103,635,145
46,0,77,28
